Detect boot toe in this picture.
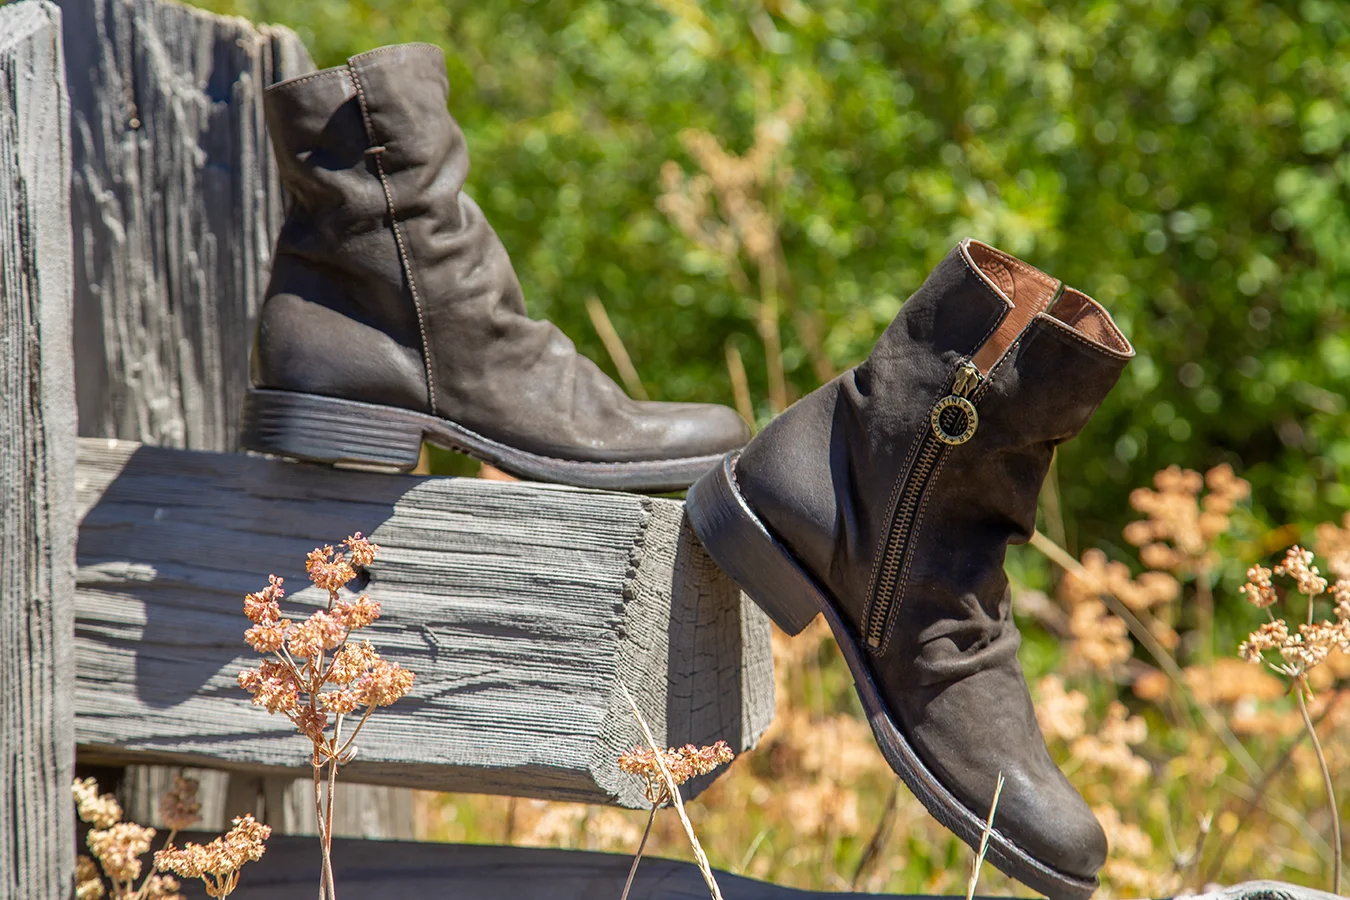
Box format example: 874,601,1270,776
638,401,751,458
996,766,1108,878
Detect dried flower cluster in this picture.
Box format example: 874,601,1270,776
157,777,202,832
1315,513,1350,582
1123,464,1249,574
619,740,735,805
72,775,214,900
155,815,271,899
1238,548,1350,680
236,534,414,754
1057,464,1249,677
236,534,414,899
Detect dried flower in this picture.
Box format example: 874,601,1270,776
243,617,291,654
328,641,380,684
1315,513,1350,581
1066,595,1132,674
238,659,300,713
1275,546,1328,597
88,822,157,883
1034,675,1089,743
76,855,106,900
619,740,735,804
286,609,346,659
306,544,357,593
142,873,184,900
155,814,270,899
1123,464,1248,574
157,777,201,832
243,575,285,625
333,594,381,630
352,659,416,707
1240,564,1278,608
1071,703,1149,785
73,777,123,829
343,532,379,568
319,689,360,714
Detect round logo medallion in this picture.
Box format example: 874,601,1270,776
930,395,979,445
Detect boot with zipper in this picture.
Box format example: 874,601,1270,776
241,43,749,491
686,239,1133,898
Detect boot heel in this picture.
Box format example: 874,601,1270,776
241,389,425,471
686,453,822,635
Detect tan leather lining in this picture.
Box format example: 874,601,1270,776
1048,288,1132,354
964,240,1061,374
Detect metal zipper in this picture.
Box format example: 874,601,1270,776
864,360,985,649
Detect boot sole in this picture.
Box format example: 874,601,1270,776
240,388,726,492
685,452,1100,900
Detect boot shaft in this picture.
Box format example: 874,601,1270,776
736,240,1132,658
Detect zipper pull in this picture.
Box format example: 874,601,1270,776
930,361,982,445
952,361,981,397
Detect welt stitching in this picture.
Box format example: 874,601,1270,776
347,63,439,416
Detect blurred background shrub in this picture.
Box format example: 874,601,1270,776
199,0,1349,546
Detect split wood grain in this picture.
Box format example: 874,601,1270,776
57,0,312,450
75,439,774,808
0,4,77,898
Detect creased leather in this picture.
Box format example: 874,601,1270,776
735,240,1133,879
253,43,749,463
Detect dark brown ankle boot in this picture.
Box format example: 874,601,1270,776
686,239,1133,899
241,44,748,491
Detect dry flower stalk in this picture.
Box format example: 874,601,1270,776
73,774,260,900
965,772,1005,900
658,94,833,414
235,533,415,899
1237,544,1350,891
617,739,734,900
154,815,271,899
620,682,729,900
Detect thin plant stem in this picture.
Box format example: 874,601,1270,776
313,762,327,900
585,296,649,401
323,759,338,900
1195,565,1214,662
758,264,786,414
966,772,1005,900
1296,679,1341,893
1029,530,1262,780
620,682,725,900
1201,689,1347,884
724,341,754,427
619,803,660,900
851,776,902,890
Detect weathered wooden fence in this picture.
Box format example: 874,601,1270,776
0,3,76,895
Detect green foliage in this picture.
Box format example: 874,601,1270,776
200,0,1350,540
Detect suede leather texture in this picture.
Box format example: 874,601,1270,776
254,43,749,463
735,243,1133,879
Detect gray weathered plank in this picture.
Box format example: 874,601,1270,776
75,439,774,808
0,3,77,898
55,0,328,834
58,0,313,450
169,835,909,899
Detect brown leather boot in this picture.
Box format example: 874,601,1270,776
241,44,748,491
686,239,1133,898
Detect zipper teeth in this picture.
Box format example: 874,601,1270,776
864,369,989,649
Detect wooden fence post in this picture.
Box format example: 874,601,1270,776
0,2,77,897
